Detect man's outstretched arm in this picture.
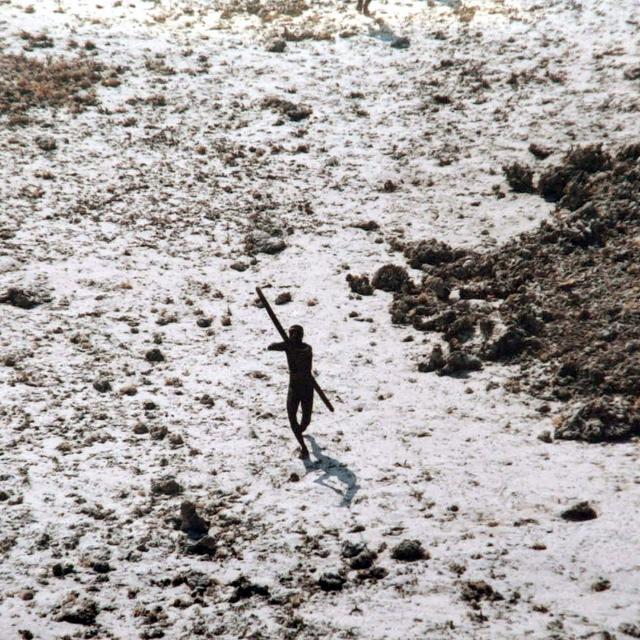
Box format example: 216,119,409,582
267,342,288,351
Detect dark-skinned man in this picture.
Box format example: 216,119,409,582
267,324,313,459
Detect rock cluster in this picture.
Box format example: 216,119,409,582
369,143,640,441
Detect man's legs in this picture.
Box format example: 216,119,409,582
287,386,309,458
356,0,363,11
363,0,372,15
299,385,314,433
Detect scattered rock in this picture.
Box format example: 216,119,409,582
229,576,270,602
0,287,51,309
437,350,482,376
391,539,428,562
180,501,209,538
56,598,99,625
151,476,183,496
418,344,445,373
390,36,410,49
197,317,212,328
350,550,377,570
340,541,367,559
560,501,598,522
351,220,379,231
591,578,611,592
246,230,287,255
371,264,410,293
503,162,534,193
275,292,292,305
346,273,373,296
230,261,248,272
266,39,286,53
93,378,111,393
318,573,345,592
461,580,504,605
537,430,552,443
529,143,553,159
35,135,56,151
619,623,640,638
555,399,639,442
185,535,217,557
145,348,165,363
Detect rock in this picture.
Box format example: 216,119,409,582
404,239,462,269
51,562,73,578
246,230,287,255
346,273,373,296
555,399,638,442
350,550,377,570
351,220,379,231
560,501,598,522
461,580,503,604
340,541,367,559
275,292,292,305
619,623,640,638
93,378,111,393
565,144,611,173
422,275,450,300
151,476,183,496
229,576,270,602
437,350,482,376
591,578,611,592
390,36,410,49
391,539,428,562
35,135,57,151
185,534,217,556
134,422,149,435
181,570,211,594
538,166,575,202
418,344,445,373
196,317,212,328
356,566,387,581
480,325,527,361
180,501,209,538
537,430,552,443
266,39,286,53
503,162,535,193
528,143,553,160
0,287,51,309
145,348,165,363
318,573,345,592
0,491,9,501
371,264,410,293
56,598,99,625
120,384,138,396
92,561,111,574
230,262,248,272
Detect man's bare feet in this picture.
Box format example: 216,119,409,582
299,446,310,459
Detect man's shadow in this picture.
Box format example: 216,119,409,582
303,435,359,508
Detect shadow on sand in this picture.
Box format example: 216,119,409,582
303,435,359,508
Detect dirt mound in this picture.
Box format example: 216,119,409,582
375,143,640,441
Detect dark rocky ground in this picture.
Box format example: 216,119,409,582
365,143,640,442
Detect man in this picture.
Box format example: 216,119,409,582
267,324,313,459
356,0,372,16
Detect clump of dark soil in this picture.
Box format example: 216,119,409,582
371,143,640,442
503,161,535,193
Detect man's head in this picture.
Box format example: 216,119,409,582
289,324,304,344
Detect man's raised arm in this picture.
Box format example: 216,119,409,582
267,342,288,351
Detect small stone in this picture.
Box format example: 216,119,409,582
318,573,345,592
391,539,428,562
537,430,552,443
340,541,367,559
185,534,217,557
461,580,504,603
145,348,165,363
351,220,380,231
418,344,445,373
180,501,209,538
197,317,212,328
120,385,138,396
619,623,640,638
390,36,410,49
133,423,149,435
288,472,300,482
591,578,611,592
56,598,99,625
275,292,292,305
350,550,377,570
93,378,111,393
229,576,270,602
151,476,183,496
561,501,597,522
230,262,248,272
35,135,57,151
371,264,410,293
92,561,111,574
0,491,9,501
266,39,286,53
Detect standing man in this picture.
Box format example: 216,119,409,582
356,0,372,16
267,324,313,459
